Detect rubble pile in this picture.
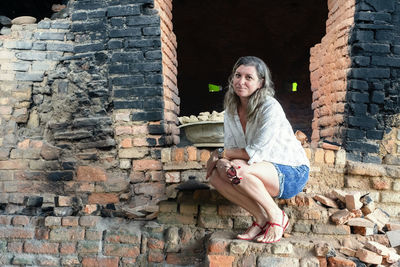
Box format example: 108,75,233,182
313,189,400,266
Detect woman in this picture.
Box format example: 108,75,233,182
206,56,309,243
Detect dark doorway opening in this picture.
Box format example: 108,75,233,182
0,0,67,22
173,0,327,136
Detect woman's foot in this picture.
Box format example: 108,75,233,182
256,210,289,243
237,221,268,240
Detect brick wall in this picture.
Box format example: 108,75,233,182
345,0,400,163
310,0,355,146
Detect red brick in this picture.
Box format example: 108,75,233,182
132,137,148,146
148,249,164,263
82,257,119,267
0,215,12,225
12,215,29,226
200,150,210,163
35,228,49,240
56,196,73,207
187,146,197,161
17,139,30,149
104,244,140,257
24,240,59,254
132,159,162,171
208,239,228,254
356,248,382,265
83,204,99,215
173,148,185,162
120,138,132,148
0,160,28,170
314,194,338,208
62,216,79,226
0,227,34,239
60,242,76,254
88,193,118,204
208,255,235,267
79,216,100,227
327,256,356,267
8,241,23,253
147,238,165,249
371,177,391,190
331,210,354,225
77,166,107,182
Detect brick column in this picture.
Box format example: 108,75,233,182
310,0,355,147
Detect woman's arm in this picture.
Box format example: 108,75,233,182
224,148,249,161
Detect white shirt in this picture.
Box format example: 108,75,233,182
224,96,310,167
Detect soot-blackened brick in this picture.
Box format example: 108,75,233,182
346,141,380,153
146,74,163,84
347,129,366,139
114,87,162,98
351,29,374,42
365,0,395,12
376,30,394,42
349,103,368,114
372,56,400,67
110,17,125,27
372,81,384,90
145,50,162,60
71,21,107,32
148,124,165,134
127,16,160,26
107,5,141,17
350,92,369,103
143,27,161,36
393,45,400,55
369,104,379,115
132,111,163,121
114,101,143,109
352,43,391,54
47,171,74,181
112,76,144,86
108,40,124,49
73,1,106,10
130,62,162,72
363,154,382,164
71,12,88,21
348,116,378,128
127,39,161,48
349,79,369,90
366,130,384,139
146,138,157,146
371,91,385,103
62,162,75,170
352,56,371,67
88,10,107,19
109,64,130,74
143,97,164,109
109,28,141,38
349,68,390,79
74,43,105,53
111,52,144,63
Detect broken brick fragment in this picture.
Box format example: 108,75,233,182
356,248,382,265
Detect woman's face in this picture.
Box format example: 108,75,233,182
233,65,263,100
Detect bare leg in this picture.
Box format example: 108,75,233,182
230,160,288,243
208,160,269,239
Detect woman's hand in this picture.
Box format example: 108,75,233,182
206,150,219,179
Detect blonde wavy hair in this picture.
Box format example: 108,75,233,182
224,56,275,123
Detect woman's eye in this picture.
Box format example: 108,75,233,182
235,74,240,78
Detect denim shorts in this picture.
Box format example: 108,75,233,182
272,163,309,199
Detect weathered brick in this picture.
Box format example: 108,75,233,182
327,256,356,267
118,148,148,159
0,226,34,239
88,193,118,204
132,159,162,171
77,166,107,182
24,240,59,254
61,256,80,266
312,224,351,235
49,227,85,241
165,171,180,183
82,257,119,267
35,228,50,240
79,216,100,227
8,241,23,253
12,215,29,226
107,5,140,16
78,240,100,254
148,248,164,262
104,243,140,257
45,216,61,226
60,242,76,254
207,255,237,267
356,248,382,264
86,229,103,240
62,216,79,226
0,160,28,170
105,229,141,244
148,238,165,249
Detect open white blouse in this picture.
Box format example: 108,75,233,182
224,96,310,167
